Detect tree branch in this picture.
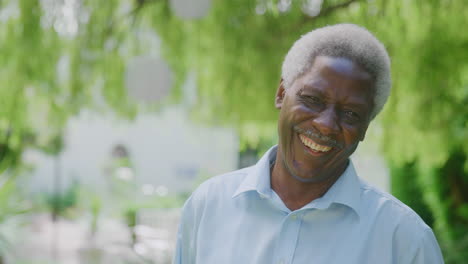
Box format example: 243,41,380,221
103,0,165,38
294,0,363,29
319,0,361,17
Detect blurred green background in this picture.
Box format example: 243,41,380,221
0,0,467,263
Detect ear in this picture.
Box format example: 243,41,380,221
275,79,286,109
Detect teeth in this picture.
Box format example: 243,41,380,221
299,134,332,152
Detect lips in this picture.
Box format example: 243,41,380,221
298,133,332,153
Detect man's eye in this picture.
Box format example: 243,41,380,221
310,96,321,103
343,110,360,122
300,96,322,106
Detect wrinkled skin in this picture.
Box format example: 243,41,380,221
274,56,375,184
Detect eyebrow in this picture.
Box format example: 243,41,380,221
300,89,370,109
302,79,328,90
298,84,326,96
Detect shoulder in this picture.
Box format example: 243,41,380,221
357,180,434,241
358,181,442,259
359,180,428,226
183,166,253,211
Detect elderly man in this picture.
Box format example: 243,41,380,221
173,24,444,264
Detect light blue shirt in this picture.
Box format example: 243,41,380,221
173,146,444,264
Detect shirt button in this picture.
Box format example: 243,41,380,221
291,215,297,220
278,259,285,264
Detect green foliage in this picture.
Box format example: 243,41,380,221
0,176,30,223
89,193,102,236
147,0,312,126
1,0,467,262
0,0,140,173
390,161,434,227
425,150,468,263
42,180,80,218
0,175,31,259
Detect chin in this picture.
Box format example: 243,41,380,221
282,156,341,183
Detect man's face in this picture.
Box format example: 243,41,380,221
275,56,375,182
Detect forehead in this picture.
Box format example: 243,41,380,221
298,56,375,106
309,56,373,81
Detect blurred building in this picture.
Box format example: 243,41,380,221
21,107,239,196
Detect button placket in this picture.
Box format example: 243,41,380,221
272,212,303,264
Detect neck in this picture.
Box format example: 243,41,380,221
270,154,344,211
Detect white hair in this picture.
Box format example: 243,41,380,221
281,23,391,119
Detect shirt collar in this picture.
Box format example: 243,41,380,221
303,160,362,218
232,145,277,199
232,145,362,217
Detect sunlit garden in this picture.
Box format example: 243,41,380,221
0,0,467,263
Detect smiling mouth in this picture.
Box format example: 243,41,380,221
298,134,332,153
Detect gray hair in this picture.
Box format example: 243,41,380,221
281,23,391,119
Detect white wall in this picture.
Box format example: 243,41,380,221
22,107,239,195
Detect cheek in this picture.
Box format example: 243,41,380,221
277,112,292,145
289,104,317,125
342,126,366,146
279,103,308,128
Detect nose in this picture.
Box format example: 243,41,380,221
314,106,340,136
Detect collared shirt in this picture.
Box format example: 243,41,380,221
173,146,444,264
